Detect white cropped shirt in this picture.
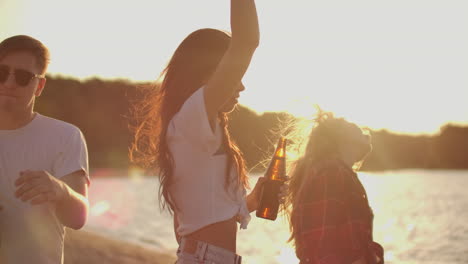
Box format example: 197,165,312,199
167,87,251,236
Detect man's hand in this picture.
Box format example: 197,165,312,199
14,170,89,229
15,170,67,205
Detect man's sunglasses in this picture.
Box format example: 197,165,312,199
0,65,44,87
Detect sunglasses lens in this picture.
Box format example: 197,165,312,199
15,69,34,86
0,65,9,83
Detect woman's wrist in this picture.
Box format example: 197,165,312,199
246,192,258,212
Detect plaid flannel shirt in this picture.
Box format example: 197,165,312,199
294,159,384,264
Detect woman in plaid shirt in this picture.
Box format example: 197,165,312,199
287,112,384,264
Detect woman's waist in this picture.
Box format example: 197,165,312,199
184,216,238,252
172,194,245,222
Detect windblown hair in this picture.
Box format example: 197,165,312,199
130,29,248,214
285,110,369,250
0,35,50,75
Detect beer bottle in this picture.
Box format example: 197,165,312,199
256,137,287,220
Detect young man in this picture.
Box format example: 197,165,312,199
0,35,90,264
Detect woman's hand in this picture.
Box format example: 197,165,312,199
247,176,289,212
247,176,266,212
278,176,289,204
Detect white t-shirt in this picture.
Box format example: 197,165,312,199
167,87,251,236
0,113,89,264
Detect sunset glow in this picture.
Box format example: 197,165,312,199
2,0,467,134
87,174,138,230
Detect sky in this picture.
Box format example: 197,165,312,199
1,0,467,135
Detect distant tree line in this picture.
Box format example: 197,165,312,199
35,76,468,173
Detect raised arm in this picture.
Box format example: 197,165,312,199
204,0,260,123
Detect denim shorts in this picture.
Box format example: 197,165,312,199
175,237,242,264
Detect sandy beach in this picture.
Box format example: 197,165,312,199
64,229,176,264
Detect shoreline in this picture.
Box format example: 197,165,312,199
64,229,176,264
88,167,468,177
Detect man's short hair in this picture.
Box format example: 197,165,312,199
0,35,50,75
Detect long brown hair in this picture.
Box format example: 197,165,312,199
130,29,248,214
285,111,369,250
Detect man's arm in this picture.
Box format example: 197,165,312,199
15,170,89,230
55,170,89,229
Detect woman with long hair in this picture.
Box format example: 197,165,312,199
286,112,384,264
130,0,271,263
